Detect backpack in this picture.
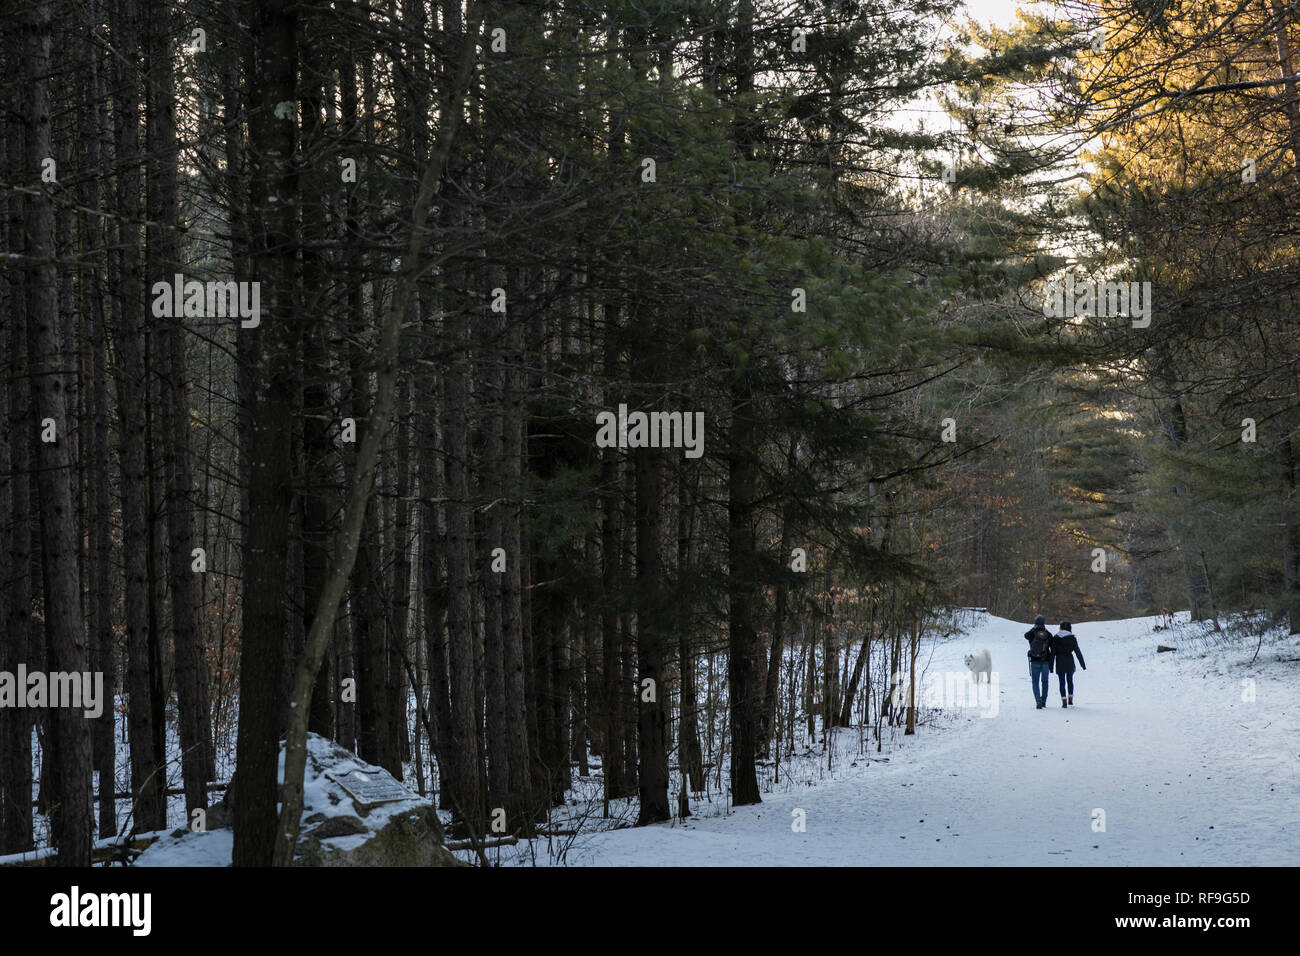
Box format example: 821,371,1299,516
1028,629,1051,661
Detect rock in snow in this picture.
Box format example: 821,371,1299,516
136,733,463,867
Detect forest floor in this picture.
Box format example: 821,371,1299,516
496,612,1300,866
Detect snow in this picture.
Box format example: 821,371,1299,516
135,733,436,866
496,612,1300,866
134,828,232,868
19,610,1298,866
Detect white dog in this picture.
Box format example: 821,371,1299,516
964,649,992,684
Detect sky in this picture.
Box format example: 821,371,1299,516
964,0,1030,29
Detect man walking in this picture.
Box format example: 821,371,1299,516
1025,614,1053,709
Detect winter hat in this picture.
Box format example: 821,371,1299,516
1034,615,1045,626
1060,620,1071,630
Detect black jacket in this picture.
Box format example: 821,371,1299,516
1025,624,1053,662
1050,631,1086,673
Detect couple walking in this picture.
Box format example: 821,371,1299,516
1024,615,1086,709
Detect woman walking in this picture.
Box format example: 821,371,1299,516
1050,620,1086,708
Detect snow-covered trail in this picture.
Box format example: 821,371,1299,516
557,614,1300,866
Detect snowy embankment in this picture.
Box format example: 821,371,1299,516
520,612,1300,866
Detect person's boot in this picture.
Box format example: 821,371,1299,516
1068,694,1074,706
1061,696,1067,708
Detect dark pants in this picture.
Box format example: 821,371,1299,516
1057,670,1074,696
1030,661,1050,704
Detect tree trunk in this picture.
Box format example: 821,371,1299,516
599,338,631,803
23,0,94,862
232,0,300,867
418,306,453,810
1278,436,1300,634
299,24,339,741
147,0,211,817
110,0,165,837
727,374,762,807
676,469,704,794
502,301,533,832
79,9,118,838
389,379,413,766
351,340,391,772
634,444,670,824
442,242,486,837
482,301,510,817
1,137,35,852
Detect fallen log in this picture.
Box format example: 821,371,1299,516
31,782,228,807
0,835,158,868
444,835,519,852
